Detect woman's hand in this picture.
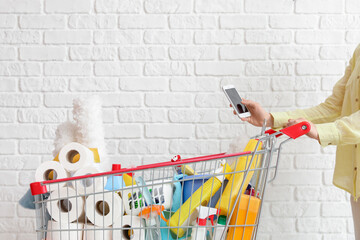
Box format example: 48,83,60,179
286,118,319,141
230,99,273,127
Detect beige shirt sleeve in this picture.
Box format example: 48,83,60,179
271,56,355,147
317,110,360,147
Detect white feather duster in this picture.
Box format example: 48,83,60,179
72,96,106,165
53,121,77,157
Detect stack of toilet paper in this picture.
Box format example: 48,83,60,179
46,190,147,240
35,142,102,193
46,188,125,239
36,95,107,189
42,142,127,239
33,96,147,239
33,96,127,239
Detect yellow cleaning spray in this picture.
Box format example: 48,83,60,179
168,161,232,238
216,139,262,216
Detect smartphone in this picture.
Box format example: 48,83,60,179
222,85,251,118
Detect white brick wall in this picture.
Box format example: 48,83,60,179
0,0,358,239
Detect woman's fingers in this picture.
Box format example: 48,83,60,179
241,99,257,112
241,117,251,123
287,119,296,127
229,104,237,115
287,118,304,127
241,99,254,106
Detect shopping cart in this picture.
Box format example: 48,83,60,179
30,121,310,240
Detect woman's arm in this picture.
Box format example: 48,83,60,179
315,110,360,147
287,110,360,147
271,57,354,128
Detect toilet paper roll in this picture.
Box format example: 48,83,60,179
48,187,84,224
113,215,145,240
72,166,103,195
35,161,68,187
58,142,93,172
46,220,83,240
85,191,122,227
83,224,113,240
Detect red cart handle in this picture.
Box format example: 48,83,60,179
30,121,311,196
265,121,311,139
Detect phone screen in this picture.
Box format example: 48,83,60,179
225,88,249,114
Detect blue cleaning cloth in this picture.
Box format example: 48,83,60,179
171,174,184,212
44,209,51,229
160,215,189,240
19,189,51,210
104,175,125,191
19,189,36,209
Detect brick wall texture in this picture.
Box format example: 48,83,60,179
0,0,359,239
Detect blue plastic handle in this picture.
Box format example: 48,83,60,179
135,176,154,205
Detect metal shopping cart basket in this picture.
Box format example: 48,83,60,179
30,121,310,240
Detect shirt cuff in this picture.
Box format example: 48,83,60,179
316,122,340,147
270,112,289,129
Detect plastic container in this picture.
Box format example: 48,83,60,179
138,205,167,240
191,218,207,240
183,175,227,208
121,180,173,216
160,211,190,240
168,162,232,238
226,194,261,240
216,139,262,216
208,179,228,208
213,215,227,240
182,175,210,202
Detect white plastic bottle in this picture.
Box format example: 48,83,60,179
191,218,207,240
213,215,227,240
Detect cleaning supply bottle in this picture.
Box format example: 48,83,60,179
168,161,232,238
138,205,168,240
213,215,227,240
123,172,136,186
191,218,208,240
216,139,262,216
226,195,261,240
146,214,161,240
136,176,168,240
191,206,218,240
171,174,184,212
104,164,125,191
171,155,198,175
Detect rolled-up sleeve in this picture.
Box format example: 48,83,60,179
334,110,360,146
271,112,290,129
315,122,340,147
271,56,354,131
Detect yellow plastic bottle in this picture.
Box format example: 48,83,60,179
123,173,136,186
168,162,232,238
216,139,262,216
226,194,261,240
181,165,197,176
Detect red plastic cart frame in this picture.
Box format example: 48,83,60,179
30,121,310,196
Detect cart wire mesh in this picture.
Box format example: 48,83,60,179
31,121,310,240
